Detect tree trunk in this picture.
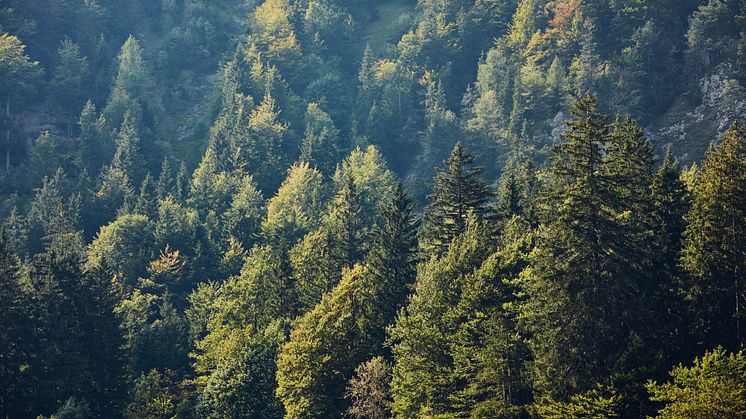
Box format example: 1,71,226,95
6,96,10,174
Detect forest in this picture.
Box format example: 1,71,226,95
0,0,745,417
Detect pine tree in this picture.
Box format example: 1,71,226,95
175,161,188,204
0,33,42,173
681,121,746,350
3,206,28,257
135,173,158,219
652,146,689,283
156,158,173,200
420,142,494,256
30,230,124,416
77,100,109,176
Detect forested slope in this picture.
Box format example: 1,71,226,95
1,0,745,418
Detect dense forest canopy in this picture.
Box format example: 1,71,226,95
1,0,745,417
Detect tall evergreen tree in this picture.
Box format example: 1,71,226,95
420,142,494,256
326,175,368,269
681,121,746,350
363,183,418,348
519,95,661,408
50,37,89,134
112,113,144,185
0,228,33,418
652,146,690,279
0,33,42,173
77,100,109,176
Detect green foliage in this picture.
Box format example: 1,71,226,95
195,322,286,419
276,265,372,419
87,213,155,285
262,162,329,244
1,1,745,417
0,32,42,97
646,347,746,418
49,38,89,125
0,229,33,418
681,121,746,349
420,142,494,256
345,357,393,419
519,95,664,407
389,215,496,417
112,113,145,185
301,102,339,175
126,369,188,419
534,385,622,418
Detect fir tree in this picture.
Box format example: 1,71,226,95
326,174,368,269
112,113,144,185
681,121,746,350
0,228,33,418
420,142,494,256
520,95,661,407
363,183,419,348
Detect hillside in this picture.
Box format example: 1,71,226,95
1,1,745,418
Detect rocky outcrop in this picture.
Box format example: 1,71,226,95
650,62,746,163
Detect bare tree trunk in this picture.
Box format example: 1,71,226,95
6,96,10,174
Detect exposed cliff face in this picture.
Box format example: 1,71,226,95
651,62,746,164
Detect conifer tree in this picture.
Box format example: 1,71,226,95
50,38,89,134
156,158,173,200
135,173,158,219
681,121,746,350
363,183,418,347
77,100,109,176
652,146,689,283
175,161,188,204
0,228,33,418
326,175,368,269
0,33,42,173
519,95,660,406
420,142,494,256
301,102,339,175
112,113,144,185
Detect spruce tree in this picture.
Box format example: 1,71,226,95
681,121,746,350
0,229,33,418
301,102,339,175
420,142,494,256
156,158,173,200
135,173,158,219
520,95,660,406
326,175,368,269
112,112,144,185
77,100,108,176
50,38,89,134
363,183,418,348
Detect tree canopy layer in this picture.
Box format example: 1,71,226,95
0,0,745,417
